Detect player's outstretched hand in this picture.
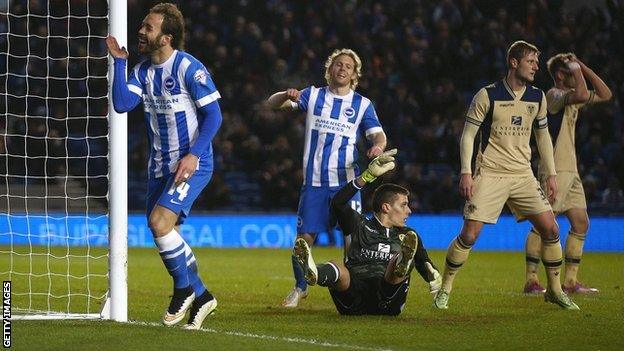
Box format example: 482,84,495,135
106,36,129,59
366,145,383,159
458,173,474,200
361,149,397,183
285,88,301,102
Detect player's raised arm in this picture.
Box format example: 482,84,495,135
563,55,590,105
331,149,397,233
266,88,301,110
574,57,612,104
106,35,141,113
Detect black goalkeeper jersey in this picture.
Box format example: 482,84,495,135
331,181,437,282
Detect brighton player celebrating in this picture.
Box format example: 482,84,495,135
267,49,387,307
523,53,612,294
107,3,221,329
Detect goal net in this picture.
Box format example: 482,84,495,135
1,0,126,320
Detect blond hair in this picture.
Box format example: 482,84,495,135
324,48,362,89
506,40,540,68
547,52,575,81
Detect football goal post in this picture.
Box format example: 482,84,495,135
1,0,127,321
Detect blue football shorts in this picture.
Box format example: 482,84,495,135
146,168,213,225
296,184,361,235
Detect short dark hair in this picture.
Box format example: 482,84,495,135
150,3,186,50
547,52,574,81
506,40,540,68
372,183,410,213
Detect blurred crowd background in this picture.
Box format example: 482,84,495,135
1,0,623,214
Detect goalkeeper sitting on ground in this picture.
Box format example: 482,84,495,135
293,150,442,315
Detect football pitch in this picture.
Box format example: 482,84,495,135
6,247,624,350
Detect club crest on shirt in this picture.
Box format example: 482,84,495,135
163,76,176,92
193,69,209,86
527,104,536,115
343,107,356,118
398,233,405,242
511,116,523,125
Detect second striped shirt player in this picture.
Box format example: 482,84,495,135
267,49,387,307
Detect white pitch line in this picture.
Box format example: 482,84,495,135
128,320,394,351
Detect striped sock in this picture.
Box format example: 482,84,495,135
564,230,586,285
184,242,207,296
541,237,563,294
155,229,189,289
317,262,340,287
441,235,473,293
525,228,542,283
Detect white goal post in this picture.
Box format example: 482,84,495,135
1,0,127,321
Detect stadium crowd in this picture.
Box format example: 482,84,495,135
2,0,623,214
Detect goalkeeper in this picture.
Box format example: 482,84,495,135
293,150,441,315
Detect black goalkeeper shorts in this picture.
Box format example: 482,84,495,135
329,277,410,316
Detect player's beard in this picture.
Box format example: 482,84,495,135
139,33,165,55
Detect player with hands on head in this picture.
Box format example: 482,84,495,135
293,149,442,315
522,52,612,295
107,3,222,329
267,49,387,308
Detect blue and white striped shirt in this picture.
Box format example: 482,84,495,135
127,50,220,178
298,86,383,187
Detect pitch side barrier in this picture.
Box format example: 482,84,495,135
1,214,622,252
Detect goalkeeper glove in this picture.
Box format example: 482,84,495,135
360,148,397,183
425,262,442,295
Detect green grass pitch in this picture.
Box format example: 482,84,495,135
2,247,624,350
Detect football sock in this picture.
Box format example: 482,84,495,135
441,235,473,293
525,228,542,283
541,237,563,294
194,290,215,305
183,242,207,296
316,262,340,287
564,230,586,286
291,254,307,290
155,229,190,289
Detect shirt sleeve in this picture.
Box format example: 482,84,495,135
126,62,143,97
546,88,570,114
189,101,223,157
111,58,142,113
534,92,549,130
582,90,596,107
331,180,364,237
465,88,489,126
358,102,383,137
184,61,221,108
297,86,312,112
